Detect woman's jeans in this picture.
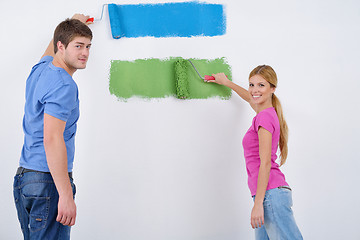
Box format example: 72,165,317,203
253,187,303,240
13,170,76,240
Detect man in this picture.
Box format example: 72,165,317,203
13,14,92,239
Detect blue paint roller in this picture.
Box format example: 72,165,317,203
86,4,124,39
86,4,107,23
107,4,124,39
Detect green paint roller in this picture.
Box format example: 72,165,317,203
174,59,190,99
174,59,226,99
187,59,217,81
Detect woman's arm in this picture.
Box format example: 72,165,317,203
209,73,250,102
208,73,256,110
251,127,272,229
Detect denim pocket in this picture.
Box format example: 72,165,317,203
22,195,51,232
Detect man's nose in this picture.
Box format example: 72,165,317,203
82,48,90,56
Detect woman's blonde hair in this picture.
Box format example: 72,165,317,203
249,65,288,166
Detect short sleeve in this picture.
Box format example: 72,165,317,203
29,56,53,74
254,110,275,134
40,55,54,63
33,56,53,69
43,82,77,122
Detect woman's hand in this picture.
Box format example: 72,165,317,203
206,72,253,105
251,203,264,229
207,72,230,85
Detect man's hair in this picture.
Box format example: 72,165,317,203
53,18,93,54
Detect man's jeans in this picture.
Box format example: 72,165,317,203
253,187,303,240
13,170,76,240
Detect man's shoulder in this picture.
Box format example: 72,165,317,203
40,55,54,63
37,58,74,87
32,56,53,70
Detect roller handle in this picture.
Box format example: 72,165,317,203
204,75,228,81
86,17,94,23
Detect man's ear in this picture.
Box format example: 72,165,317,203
57,41,65,53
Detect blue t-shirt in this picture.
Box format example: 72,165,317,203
19,56,79,172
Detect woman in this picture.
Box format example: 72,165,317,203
209,65,302,239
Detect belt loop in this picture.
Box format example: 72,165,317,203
17,167,25,176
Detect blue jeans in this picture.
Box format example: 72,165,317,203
13,171,76,240
253,187,303,240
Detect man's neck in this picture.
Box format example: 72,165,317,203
52,55,76,76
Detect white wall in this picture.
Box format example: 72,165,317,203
1,0,359,239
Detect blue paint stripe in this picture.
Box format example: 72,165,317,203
108,2,226,39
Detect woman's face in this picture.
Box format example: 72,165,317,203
248,74,275,106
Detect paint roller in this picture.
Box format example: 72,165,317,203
86,4,106,23
86,4,124,39
174,59,224,99
86,4,122,38
174,59,190,99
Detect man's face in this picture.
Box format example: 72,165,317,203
63,36,92,71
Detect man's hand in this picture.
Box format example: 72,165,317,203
57,194,77,226
72,14,92,25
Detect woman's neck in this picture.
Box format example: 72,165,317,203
255,103,273,114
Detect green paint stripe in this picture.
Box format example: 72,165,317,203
109,57,232,100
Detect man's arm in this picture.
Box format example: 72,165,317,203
43,113,76,226
41,40,55,59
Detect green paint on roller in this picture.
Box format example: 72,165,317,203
109,57,232,100
175,59,190,99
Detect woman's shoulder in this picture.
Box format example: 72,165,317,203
257,107,277,119
254,107,279,130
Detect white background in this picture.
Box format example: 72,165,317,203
1,0,359,239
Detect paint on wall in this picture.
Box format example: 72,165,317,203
109,57,232,100
108,2,226,39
